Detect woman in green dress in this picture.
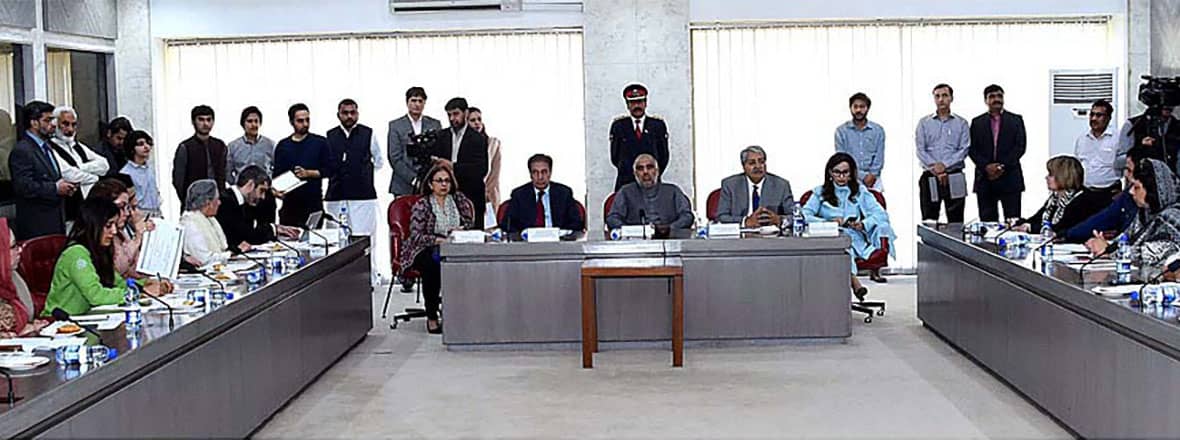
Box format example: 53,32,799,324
42,198,172,316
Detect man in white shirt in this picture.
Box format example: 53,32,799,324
1075,99,1121,195
50,106,109,197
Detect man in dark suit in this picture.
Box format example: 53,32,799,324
610,83,669,190
429,97,488,228
388,87,443,196
215,165,299,249
503,154,585,233
969,84,1027,222
9,100,77,240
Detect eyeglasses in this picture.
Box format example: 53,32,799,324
1091,112,1109,118
830,169,851,176
432,178,451,184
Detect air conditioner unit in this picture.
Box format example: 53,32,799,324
1049,69,1117,157
390,0,580,13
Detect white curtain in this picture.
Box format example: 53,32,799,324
46,50,73,106
692,19,1122,270
160,31,585,279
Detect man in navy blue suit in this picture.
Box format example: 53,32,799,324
503,154,584,233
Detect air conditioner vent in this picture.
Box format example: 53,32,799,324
1052,72,1114,104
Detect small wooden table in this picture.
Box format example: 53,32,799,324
580,257,684,368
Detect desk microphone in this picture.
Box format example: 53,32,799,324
0,369,13,408
1135,256,1180,302
198,270,227,292
274,239,306,265
639,209,648,240
304,228,331,251
1078,240,1120,273
143,274,175,330
51,308,105,345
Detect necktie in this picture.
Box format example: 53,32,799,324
41,143,59,174
634,120,643,140
751,184,760,211
535,190,546,227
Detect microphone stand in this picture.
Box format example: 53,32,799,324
0,369,13,408
1078,244,1118,273
305,228,332,252
238,252,270,283
198,271,228,314
142,273,175,330
274,239,305,266
639,210,648,240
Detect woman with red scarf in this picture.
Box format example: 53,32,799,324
0,218,48,337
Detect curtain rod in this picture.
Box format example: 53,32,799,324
690,15,1112,31
166,27,582,47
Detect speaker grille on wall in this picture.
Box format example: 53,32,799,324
1051,72,1115,104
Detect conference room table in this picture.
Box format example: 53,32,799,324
0,238,372,439
441,233,854,347
918,224,1180,438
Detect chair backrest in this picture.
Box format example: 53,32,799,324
387,195,421,274
575,200,587,231
602,192,616,219
18,234,67,317
799,190,813,206
496,201,510,229
705,189,722,222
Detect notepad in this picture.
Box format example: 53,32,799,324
272,171,305,193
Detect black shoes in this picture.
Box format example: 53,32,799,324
869,270,887,283
853,287,869,302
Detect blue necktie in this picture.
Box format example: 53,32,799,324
752,184,760,211
41,143,59,174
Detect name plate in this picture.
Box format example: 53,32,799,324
707,223,741,238
620,225,654,239
805,221,840,238
450,230,487,243
523,227,561,243
307,228,342,247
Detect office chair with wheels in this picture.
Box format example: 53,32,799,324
381,195,429,329
798,190,887,323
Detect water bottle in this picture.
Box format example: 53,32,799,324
608,228,622,241
792,202,806,237
123,280,143,330
1139,284,1161,306
1039,220,1054,258
56,344,116,365
1162,284,1178,307
337,206,352,248
998,234,1028,250
1115,233,1133,284
209,289,227,310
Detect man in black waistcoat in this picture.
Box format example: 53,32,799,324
610,82,668,190
325,98,381,239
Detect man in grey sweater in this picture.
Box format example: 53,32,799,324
607,153,694,230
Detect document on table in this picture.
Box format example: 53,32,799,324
272,171,305,193
136,219,184,279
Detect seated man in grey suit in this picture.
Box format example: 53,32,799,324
715,145,795,227
606,153,694,235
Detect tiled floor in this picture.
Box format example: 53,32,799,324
253,276,1070,439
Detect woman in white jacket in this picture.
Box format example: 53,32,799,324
180,179,233,267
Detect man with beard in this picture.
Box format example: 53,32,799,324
610,82,668,190
9,100,75,239
96,116,132,176
172,105,228,211
969,84,1027,222
325,99,383,286
216,165,301,248
274,103,333,227
428,97,488,228
835,92,886,191
48,106,109,225
606,153,693,235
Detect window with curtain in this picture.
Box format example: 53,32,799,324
692,18,1122,270
0,43,24,215
160,30,585,279
46,48,110,149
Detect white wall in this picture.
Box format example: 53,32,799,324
149,0,582,39
691,0,1126,22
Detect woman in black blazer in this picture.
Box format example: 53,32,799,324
1014,155,1113,235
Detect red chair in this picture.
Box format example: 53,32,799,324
705,189,722,222
497,200,587,232
18,234,67,317
382,195,427,328
798,189,889,323
574,200,587,231
602,192,617,238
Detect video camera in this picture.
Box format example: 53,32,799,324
407,128,441,187
1138,75,1180,113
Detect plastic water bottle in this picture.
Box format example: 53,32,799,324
209,289,227,310
56,344,116,365
123,280,143,330
337,206,352,248
792,202,806,237
1115,233,1133,284
1039,220,1054,258
998,234,1028,250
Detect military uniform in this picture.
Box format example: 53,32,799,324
610,83,669,190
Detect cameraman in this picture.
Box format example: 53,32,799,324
1117,105,1180,174
387,87,442,197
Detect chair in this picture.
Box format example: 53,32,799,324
17,234,67,317
705,189,722,222
496,201,510,229
574,200,587,231
381,195,428,329
797,190,888,323
602,192,617,238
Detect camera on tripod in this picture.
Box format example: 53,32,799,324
1139,75,1180,113
407,128,441,188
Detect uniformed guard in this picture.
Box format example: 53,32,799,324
610,82,668,190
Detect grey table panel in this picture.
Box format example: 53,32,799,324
9,240,373,439
918,229,1180,438
443,237,851,346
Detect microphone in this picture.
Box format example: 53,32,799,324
142,274,175,330
304,228,331,251
198,271,228,314
1078,240,1120,273
274,239,306,266
237,252,270,283
639,209,648,240
0,368,13,408
51,308,105,345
